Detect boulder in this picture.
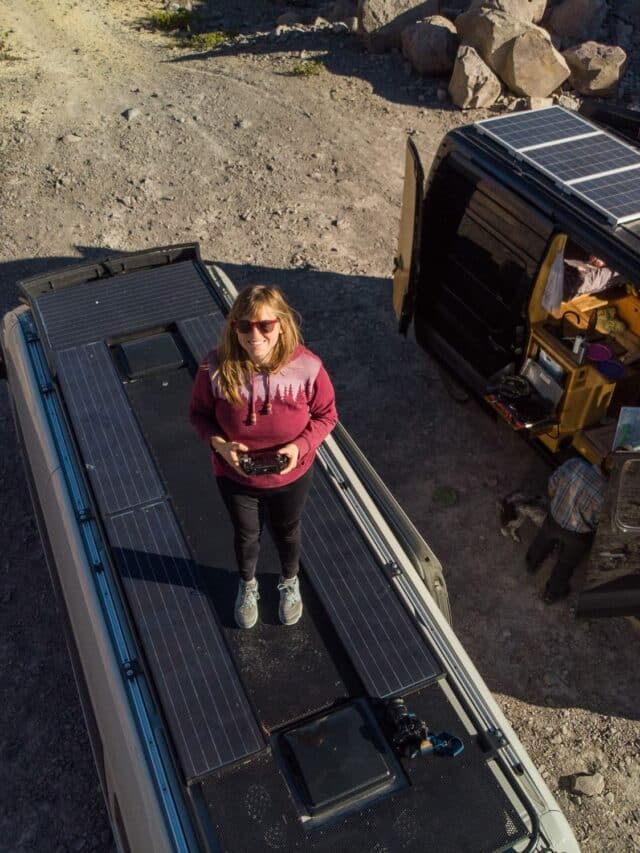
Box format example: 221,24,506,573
402,15,459,75
449,44,502,107
563,41,628,97
500,26,570,96
468,0,546,24
455,8,528,72
570,772,605,798
320,0,358,22
357,0,440,52
546,0,607,44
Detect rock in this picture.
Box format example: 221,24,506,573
437,86,448,100
455,8,528,72
570,771,605,798
562,42,628,97
324,0,358,21
526,95,553,109
449,44,502,108
276,11,307,25
467,0,547,24
401,15,459,76
121,108,141,121
546,0,607,45
554,91,581,109
499,27,570,97
357,0,440,52
59,133,82,144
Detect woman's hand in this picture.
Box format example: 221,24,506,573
211,437,250,475
277,443,299,475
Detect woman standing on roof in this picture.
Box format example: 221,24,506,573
189,285,338,629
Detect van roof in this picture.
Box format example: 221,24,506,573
441,112,640,283
474,107,640,227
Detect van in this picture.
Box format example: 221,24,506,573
393,105,640,619
0,245,578,852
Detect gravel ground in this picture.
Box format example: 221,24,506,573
0,1,639,851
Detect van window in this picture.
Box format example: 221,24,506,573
416,156,551,378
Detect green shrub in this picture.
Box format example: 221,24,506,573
148,9,191,31
0,29,17,61
291,60,323,77
188,31,234,50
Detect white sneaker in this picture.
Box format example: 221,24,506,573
277,576,302,626
235,579,259,629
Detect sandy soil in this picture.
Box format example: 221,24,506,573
0,1,639,851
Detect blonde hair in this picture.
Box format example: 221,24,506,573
215,285,302,405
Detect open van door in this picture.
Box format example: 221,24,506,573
577,454,640,618
393,138,424,335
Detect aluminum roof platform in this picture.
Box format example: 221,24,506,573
8,245,567,851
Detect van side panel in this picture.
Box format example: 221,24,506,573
414,151,553,380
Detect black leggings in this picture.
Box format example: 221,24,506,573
216,467,314,582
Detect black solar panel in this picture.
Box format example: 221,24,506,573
33,260,216,351
477,106,594,151
56,343,165,515
302,472,441,699
475,106,640,224
107,501,264,782
178,311,225,364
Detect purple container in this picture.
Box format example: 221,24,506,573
586,343,613,362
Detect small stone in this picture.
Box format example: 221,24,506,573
436,87,448,102
570,772,605,798
527,97,554,110
121,108,141,121
59,133,82,143
234,117,252,129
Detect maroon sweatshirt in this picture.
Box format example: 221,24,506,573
189,345,338,488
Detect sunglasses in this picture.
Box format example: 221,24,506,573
233,319,279,334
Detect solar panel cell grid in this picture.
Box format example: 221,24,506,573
56,343,165,515
478,107,594,150
35,261,216,351
107,502,264,781
527,136,640,184
475,106,640,224
178,312,225,364
302,473,441,699
573,169,640,222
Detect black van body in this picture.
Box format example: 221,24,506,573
393,106,640,619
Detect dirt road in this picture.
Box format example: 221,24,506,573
0,1,639,850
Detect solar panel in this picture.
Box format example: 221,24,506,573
178,311,225,364
33,260,216,351
526,134,640,184
107,500,264,781
477,106,595,150
572,170,640,223
56,343,165,515
475,106,640,225
301,472,441,699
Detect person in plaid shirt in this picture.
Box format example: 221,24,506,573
526,457,608,603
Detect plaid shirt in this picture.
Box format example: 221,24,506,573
548,458,606,534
